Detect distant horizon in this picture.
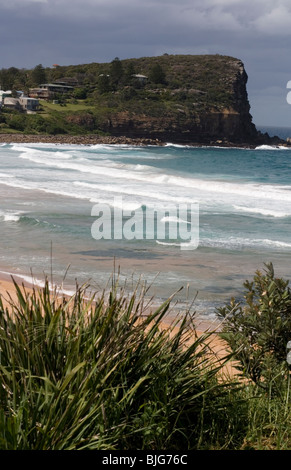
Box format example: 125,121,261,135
256,124,291,129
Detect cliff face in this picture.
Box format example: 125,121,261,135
96,55,260,145
104,107,257,144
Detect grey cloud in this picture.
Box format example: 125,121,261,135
0,0,291,125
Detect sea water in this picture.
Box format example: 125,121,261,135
0,129,291,320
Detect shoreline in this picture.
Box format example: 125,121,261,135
0,266,221,332
0,269,233,375
0,132,287,149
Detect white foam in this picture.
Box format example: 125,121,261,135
200,236,291,250
233,205,291,218
165,143,192,148
0,210,22,222
0,172,14,178
258,238,291,248
156,240,199,249
3,214,20,222
255,145,290,150
156,240,181,247
14,146,291,205
90,197,142,211
73,181,198,205
160,215,190,224
10,143,84,151
0,270,76,297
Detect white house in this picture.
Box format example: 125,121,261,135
3,97,21,110
132,74,148,86
19,96,39,112
3,95,39,113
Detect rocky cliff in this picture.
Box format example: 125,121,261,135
92,55,266,145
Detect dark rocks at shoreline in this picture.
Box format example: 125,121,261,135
0,132,288,149
0,133,164,146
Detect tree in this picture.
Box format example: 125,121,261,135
73,87,87,100
217,263,291,390
149,63,167,85
124,62,136,83
110,57,124,88
0,67,22,90
98,74,111,94
31,64,47,86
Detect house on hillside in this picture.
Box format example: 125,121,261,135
29,82,74,100
3,97,22,111
0,90,12,102
19,96,39,112
3,95,39,113
29,87,50,100
53,77,79,87
132,74,148,85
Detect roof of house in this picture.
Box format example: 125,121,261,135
3,98,19,105
39,83,74,89
20,96,39,101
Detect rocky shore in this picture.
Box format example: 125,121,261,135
0,133,163,146
0,132,288,148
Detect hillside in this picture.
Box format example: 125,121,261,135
0,55,281,145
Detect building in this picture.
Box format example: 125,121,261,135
3,97,21,111
132,74,148,85
53,78,79,87
29,83,74,100
3,96,39,113
29,87,50,100
0,90,12,102
19,96,39,112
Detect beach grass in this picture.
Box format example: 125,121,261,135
0,272,291,450
0,275,244,450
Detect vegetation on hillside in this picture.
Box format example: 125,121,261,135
1,264,291,450
0,55,244,136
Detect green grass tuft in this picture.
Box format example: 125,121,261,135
0,276,241,450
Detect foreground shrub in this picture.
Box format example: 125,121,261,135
217,263,291,391
0,277,242,450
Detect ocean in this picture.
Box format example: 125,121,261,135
1,126,291,321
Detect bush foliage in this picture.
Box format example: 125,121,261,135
217,263,291,389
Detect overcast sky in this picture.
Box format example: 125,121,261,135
1,0,291,128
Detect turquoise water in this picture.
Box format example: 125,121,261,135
0,136,291,319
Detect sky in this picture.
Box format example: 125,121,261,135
1,0,291,128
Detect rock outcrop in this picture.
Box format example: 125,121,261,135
94,56,269,146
